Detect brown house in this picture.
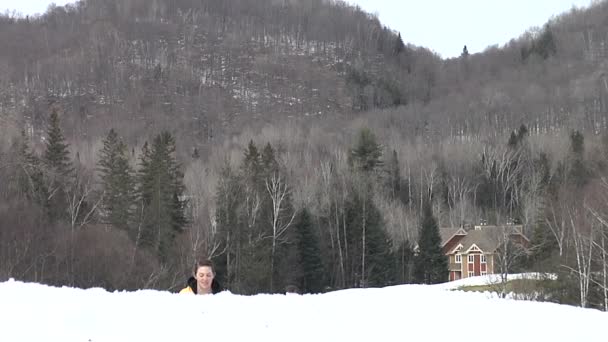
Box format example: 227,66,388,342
440,224,529,281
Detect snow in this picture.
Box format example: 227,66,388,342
0,275,606,342
434,272,556,290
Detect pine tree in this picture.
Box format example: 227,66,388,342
507,131,519,149
192,147,200,159
529,220,558,269
261,142,279,178
97,129,135,231
568,130,589,187
349,128,383,173
12,130,47,204
507,124,529,149
238,140,275,292
535,25,557,59
136,132,186,260
43,108,73,177
393,33,405,55
242,140,262,185
394,240,414,284
42,108,73,221
461,45,469,58
385,149,408,205
3,130,48,220
214,161,243,290
414,201,448,284
345,184,394,287
363,203,395,287
295,207,325,293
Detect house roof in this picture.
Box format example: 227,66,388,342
439,227,466,247
439,227,458,245
458,229,500,253
443,225,528,254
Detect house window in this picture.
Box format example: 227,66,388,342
455,254,462,263
468,271,475,277
481,271,487,276
468,255,475,263
481,255,487,264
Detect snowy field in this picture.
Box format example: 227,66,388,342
1,275,606,342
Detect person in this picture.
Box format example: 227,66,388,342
285,285,300,294
180,259,221,295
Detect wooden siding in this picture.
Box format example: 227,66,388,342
474,254,481,275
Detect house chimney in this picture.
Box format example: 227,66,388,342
474,219,487,230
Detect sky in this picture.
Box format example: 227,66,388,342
0,0,75,15
0,274,606,342
346,0,595,58
0,0,597,58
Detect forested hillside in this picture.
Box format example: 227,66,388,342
0,0,434,152
1,0,608,310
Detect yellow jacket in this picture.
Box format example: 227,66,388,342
179,277,221,294
179,286,194,294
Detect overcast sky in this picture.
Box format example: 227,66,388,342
1,0,596,58
346,0,595,58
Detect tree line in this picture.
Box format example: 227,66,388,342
3,107,608,311
0,109,451,293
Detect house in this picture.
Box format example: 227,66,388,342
440,224,529,281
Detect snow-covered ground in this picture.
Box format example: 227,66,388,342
434,272,555,290
1,275,605,342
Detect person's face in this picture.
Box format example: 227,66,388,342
195,266,214,293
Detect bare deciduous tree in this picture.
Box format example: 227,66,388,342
265,172,296,291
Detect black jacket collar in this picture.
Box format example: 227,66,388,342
186,276,222,294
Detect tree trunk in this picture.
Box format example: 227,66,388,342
361,191,366,288
602,234,607,311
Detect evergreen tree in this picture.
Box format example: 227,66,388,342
414,201,448,284
136,132,186,260
507,124,528,149
255,142,295,293
349,128,383,173
475,154,497,211
242,140,262,186
517,124,529,141
394,240,414,284
535,26,557,59
294,207,325,293
528,220,558,269
261,142,279,178
345,184,394,287
192,147,200,159
239,140,273,291
568,130,589,187
507,131,519,149
364,208,395,287
43,108,73,177
385,149,408,205
214,161,243,291
461,45,469,58
393,33,405,55
97,129,135,231
536,152,551,191
11,130,47,205
42,108,73,221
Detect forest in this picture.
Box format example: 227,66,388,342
1,0,608,311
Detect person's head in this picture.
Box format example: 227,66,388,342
194,259,215,294
285,285,300,294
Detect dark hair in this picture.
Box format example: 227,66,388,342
285,285,300,294
194,259,215,275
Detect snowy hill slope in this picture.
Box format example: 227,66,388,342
0,277,605,342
